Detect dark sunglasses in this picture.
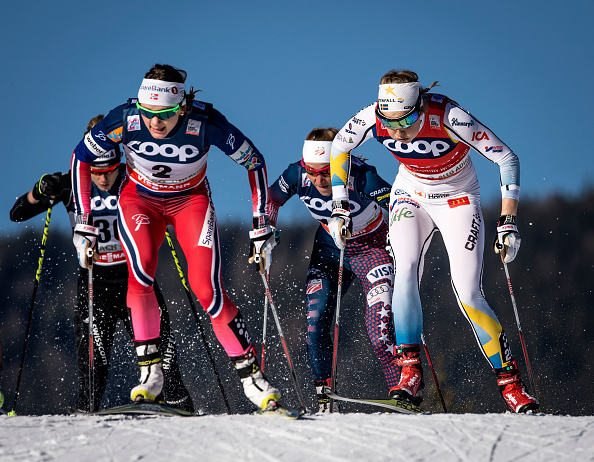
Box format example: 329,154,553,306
375,104,421,130
301,159,330,177
136,101,181,120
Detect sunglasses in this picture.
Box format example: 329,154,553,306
375,104,421,130
301,159,330,177
91,164,119,176
136,101,181,120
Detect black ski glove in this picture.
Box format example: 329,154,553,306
32,172,63,201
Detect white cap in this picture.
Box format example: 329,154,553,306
302,140,332,163
377,82,420,112
138,78,184,106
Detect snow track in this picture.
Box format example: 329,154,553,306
0,412,592,461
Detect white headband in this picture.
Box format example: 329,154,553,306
377,82,420,112
138,78,184,106
302,140,332,164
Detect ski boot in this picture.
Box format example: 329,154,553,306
389,344,424,406
131,339,164,403
231,346,280,410
314,378,332,413
496,360,539,413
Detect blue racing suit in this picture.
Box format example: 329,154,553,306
268,157,400,390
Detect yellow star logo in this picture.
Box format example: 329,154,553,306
385,86,397,96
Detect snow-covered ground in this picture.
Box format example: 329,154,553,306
0,411,592,461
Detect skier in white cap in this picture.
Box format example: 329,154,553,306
328,69,538,413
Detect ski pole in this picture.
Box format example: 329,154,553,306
260,272,269,373
164,229,231,414
11,206,52,415
87,248,95,413
503,262,538,399
259,273,307,413
329,247,345,413
421,332,447,413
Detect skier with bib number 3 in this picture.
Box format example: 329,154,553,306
70,64,281,412
10,115,193,413
329,69,538,413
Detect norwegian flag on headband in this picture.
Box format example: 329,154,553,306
150,93,159,100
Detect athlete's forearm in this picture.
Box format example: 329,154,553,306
501,198,518,216
9,193,53,222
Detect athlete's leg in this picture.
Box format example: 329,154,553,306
347,222,400,390
117,183,168,402
172,185,281,408
388,186,437,346
305,228,355,383
435,195,538,411
171,193,252,356
117,184,167,342
434,196,513,369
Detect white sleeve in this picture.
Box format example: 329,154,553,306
444,102,520,200
330,103,377,201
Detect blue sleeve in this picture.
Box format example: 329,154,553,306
355,161,392,210
73,104,126,162
268,162,301,206
203,108,266,172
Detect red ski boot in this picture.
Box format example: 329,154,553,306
496,360,539,413
389,344,424,406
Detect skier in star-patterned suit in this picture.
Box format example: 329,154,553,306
267,127,399,411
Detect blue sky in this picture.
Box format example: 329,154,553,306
2,0,593,236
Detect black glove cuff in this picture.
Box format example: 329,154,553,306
252,215,270,229
498,215,517,226
332,200,350,212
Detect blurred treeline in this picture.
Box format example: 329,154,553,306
0,190,592,416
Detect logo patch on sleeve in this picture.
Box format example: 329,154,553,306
107,126,123,143
84,132,106,157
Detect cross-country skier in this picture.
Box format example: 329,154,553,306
267,127,400,412
10,115,194,412
70,64,280,410
328,69,539,413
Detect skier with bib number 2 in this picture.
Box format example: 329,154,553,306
70,64,281,412
328,70,538,413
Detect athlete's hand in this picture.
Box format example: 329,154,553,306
494,214,521,263
328,200,352,250
73,214,99,269
32,172,62,201
249,216,280,274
